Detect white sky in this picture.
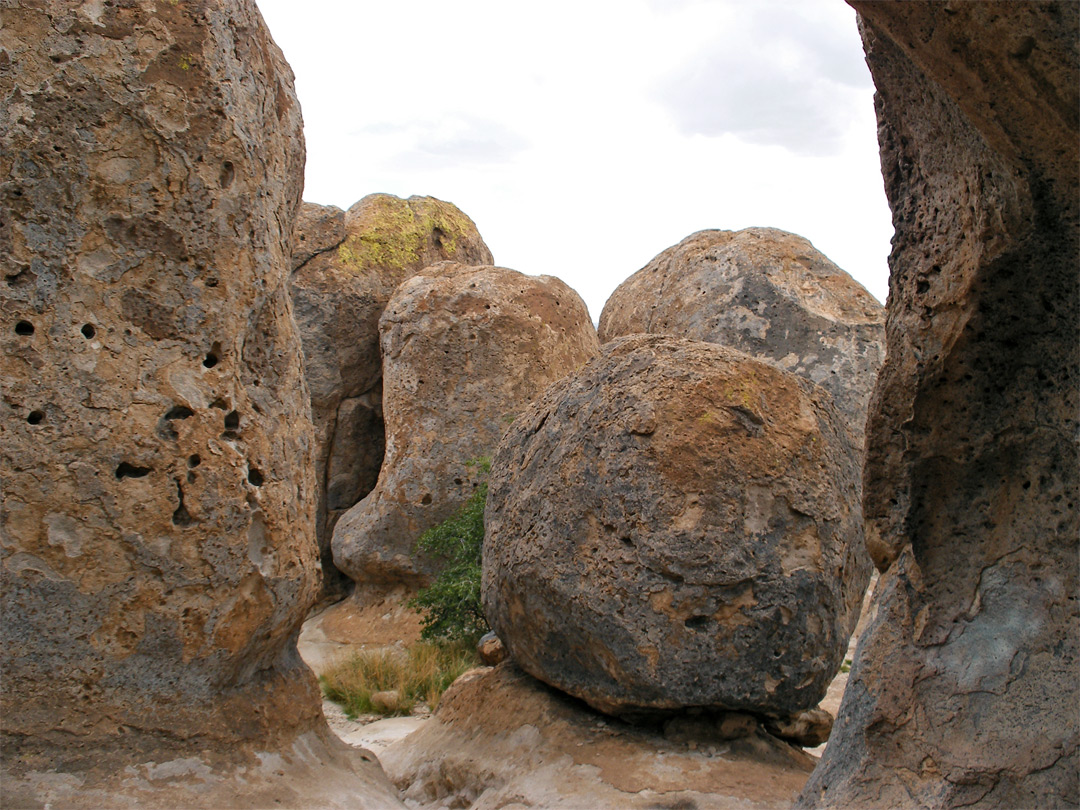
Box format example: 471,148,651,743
256,0,893,321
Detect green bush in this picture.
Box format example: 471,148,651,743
408,457,491,644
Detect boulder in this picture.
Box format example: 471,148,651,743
482,334,871,717
598,228,884,445
332,263,599,584
379,662,818,810
798,3,1079,808
0,1,402,806
289,195,493,600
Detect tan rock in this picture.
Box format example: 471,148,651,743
379,662,817,810
599,227,884,445
289,195,493,600
765,709,834,749
798,3,1079,808
0,1,403,806
332,262,599,584
483,334,871,717
477,632,507,666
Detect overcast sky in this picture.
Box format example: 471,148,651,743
256,0,893,321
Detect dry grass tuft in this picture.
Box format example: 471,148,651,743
320,639,479,718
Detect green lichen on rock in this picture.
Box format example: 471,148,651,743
336,194,482,278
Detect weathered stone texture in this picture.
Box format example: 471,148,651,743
1,0,319,775
379,662,817,810
798,3,1079,808
332,262,599,584
289,195,493,599
482,334,871,717
599,227,884,445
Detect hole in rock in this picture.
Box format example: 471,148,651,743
81,323,96,339
224,410,240,430
27,410,45,425
115,462,152,479
420,493,432,505
172,479,194,526
210,398,229,410
15,320,34,335
621,537,634,547
164,405,194,420
187,471,196,483
684,615,711,630
188,454,201,467
454,478,463,486
219,161,235,189
248,467,264,487
203,352,219,368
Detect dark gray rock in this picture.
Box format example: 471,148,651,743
482,334,871,717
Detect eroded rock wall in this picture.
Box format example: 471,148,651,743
1,0,321,769
799,4,1079,807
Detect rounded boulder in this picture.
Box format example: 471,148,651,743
332,263,599,584
598,228,884,445
482,334,871,717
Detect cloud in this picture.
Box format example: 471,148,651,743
355,114,530,170
654,1,872,156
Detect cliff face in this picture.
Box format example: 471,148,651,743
1,0,327,774
799,3,1079,807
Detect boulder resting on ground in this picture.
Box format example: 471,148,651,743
483,334,871,717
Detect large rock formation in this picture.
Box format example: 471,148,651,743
333,263,599,584
289,195,493,599
379,662,818,810
0,2,402,806
482,334,871,717
598,228,884,445
798,4,1079,808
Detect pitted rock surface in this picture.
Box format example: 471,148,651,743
482,334,871,717
798,4,1079,808
599,228,884,445
0,4,404,806
333,263,599,584
289,195,493,599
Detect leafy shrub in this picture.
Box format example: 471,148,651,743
408,457,491,644
320,639,479,718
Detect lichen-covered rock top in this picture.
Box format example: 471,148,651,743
598,228,884,442
332,262,599,585
1,0,320,768
482,334,871,717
